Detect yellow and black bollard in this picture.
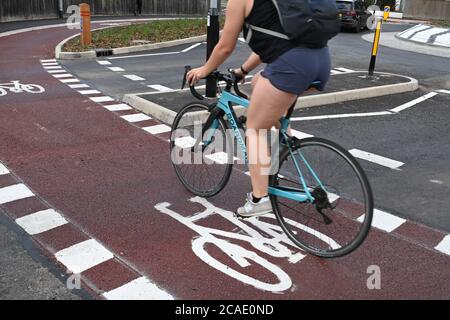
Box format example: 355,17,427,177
368,7,390,76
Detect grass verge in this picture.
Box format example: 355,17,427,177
63,18,225,52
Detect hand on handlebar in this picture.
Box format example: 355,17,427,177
186,66,210,86
232,68,246,84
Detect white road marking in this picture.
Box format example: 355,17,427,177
42,62,59,66
103,277,174,300
147,85,174,92
47,69,67,74
44,66,62,70
103,103,132,111
60,78,80,83
291,129,314,139
429,179,444,185
68,84,90,89
334,67,355,73
349,149,404,169
390,92,438,113
437,89,450,95
174,136,196,148
181,43,202,53
204,152,239,164
238,37,246,42
143,124,171,135
0,163,9,175
290,111,392,121
357,209,406,233
0,184,34,204
108,67,125,72
121,113,152,123
97,60,112,65
435,235,450,256
41,59,57,63
109,51,180,60
55,239,114,274
123,74,145,81
330,69,343,75
15,209,68,235
78,90,101,95
53,74,73,78
90,96,115,103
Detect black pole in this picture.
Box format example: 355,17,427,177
206,0,220,98
58,0,64,19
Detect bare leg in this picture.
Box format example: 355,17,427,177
246,76,297,198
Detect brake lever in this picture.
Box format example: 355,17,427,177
181,65,191,89
229,69,249,100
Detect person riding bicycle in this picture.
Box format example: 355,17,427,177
187,0,332,217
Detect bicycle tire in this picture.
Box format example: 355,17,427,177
269,137,374,258
170,102,233,197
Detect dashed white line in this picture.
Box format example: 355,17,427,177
97,60,112,65
143,124,171,135
55,239,114,274
108,67,125,72
103,103,132,111
60,78,80,83
334,67,355,73
205,152,239,164
349,149,404,169
0,163,9,175
42,63,59,66
44,66,62,70
123,74,146,81
435,235,450,256
181,43,202,53
15,209,68,235
102,277,174,300
357,209,406,233
53,74,73,78
437,89,450,95
291,129,314,139
90,96,115,103
0,184,34,204
147,85,174,92
78,90,101,95
291,111,392,121
68,84,90,89
121,113,152,123
430,179,444,185
41,59,57,63
47,69,67,74
330,69,343,75
390,92,438,113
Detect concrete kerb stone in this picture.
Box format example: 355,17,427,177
56,32,207,60
123,71,419,125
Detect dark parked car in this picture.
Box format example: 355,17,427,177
336,0,371,33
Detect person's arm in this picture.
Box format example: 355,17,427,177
234,52,262,80
187,0,246,85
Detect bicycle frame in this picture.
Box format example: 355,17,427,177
201,90,327,204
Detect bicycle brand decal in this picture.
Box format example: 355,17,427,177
0,81,45,97
155,197,339,292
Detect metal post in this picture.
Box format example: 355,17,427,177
368,17,382,77
206,0,221,98
58,0,64,19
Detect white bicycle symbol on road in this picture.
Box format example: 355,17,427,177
155,197,340,293
0,80,45,97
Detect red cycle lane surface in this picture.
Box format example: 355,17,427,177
0,26,449,299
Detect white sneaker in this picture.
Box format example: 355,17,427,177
236,193,272,218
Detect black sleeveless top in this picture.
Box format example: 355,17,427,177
243,0,297,63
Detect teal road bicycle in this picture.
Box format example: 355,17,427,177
170,66,373,258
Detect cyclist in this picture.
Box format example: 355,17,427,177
187,0,331,217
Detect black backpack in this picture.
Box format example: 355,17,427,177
245,0,340,48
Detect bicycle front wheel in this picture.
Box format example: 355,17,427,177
170,102,233,197
269,137,373,258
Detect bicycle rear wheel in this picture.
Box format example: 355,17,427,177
170,102,233,197
269,137,373,258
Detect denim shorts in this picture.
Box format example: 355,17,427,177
261,46,331,95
